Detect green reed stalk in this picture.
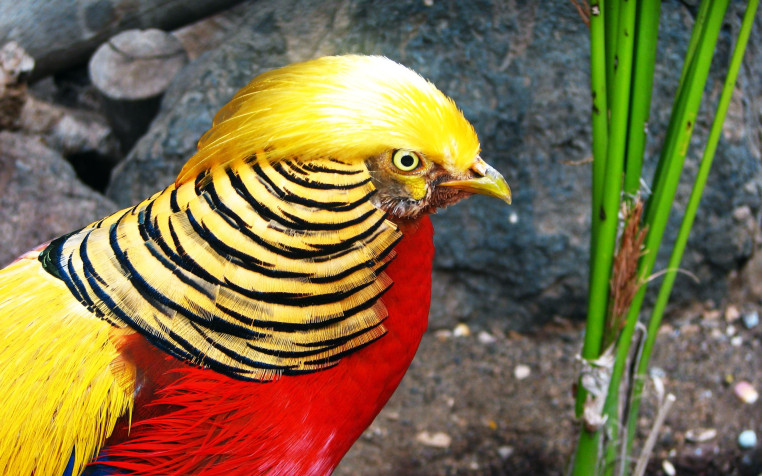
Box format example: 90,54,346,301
598,3,729,474
574,0,637,472
624,0,758,465
570,0,753,474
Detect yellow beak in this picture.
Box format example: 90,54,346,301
439,157,512,205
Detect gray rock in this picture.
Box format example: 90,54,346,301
19,96,119,160
89,28,189,151
0,41,34,129
107,0,762,330
0,131,118,266
0,0,245,79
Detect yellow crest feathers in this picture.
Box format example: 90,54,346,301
177,55,480,184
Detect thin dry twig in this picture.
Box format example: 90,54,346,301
561,155,593,166
617,322,647,476
569,0,591,28
645,267,700,284
632,393,676,476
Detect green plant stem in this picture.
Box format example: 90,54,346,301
645,0,712,210
623,0,662,198
598,2,730,475
590,0,609,251
605,2,663,468
579,0,609,420
604,0,620,108
573,9,610,474
574,0,638,472
588,0,638,374
625,0,758,460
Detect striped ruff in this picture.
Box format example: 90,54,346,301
41,154,402,381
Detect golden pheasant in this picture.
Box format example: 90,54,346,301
0,55,510,475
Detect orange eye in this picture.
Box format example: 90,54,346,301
391,150,421,172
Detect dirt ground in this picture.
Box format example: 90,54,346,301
336,303,762,475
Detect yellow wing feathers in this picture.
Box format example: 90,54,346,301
0,252,134,476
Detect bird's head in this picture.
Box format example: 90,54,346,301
178,55,510,222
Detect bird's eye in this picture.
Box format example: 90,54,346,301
391,150,421,172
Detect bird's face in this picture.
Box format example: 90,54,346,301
367,149,511,221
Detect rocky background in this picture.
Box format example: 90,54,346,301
1,1,761,474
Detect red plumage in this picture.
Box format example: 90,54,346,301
100,218,434,475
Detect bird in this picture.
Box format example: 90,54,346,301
0,55,511,476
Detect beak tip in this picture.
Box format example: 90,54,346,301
439,163,512,206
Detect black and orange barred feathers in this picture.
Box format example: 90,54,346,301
41,154,402,381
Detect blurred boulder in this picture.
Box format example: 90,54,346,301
19,96,119,159
89,28,188,151
107,0,762,330
0,41,33,129
0,0,245,79
0,131,118,265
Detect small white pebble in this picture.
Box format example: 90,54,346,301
649,367,666,378
509,212,519,224
703,309,721,320
652,375,665,401
478,330,497,344
415,431,452,448
497,445,514,460
731,336,743,347
685,428,717,443
734,381,759,404
453,323,471,337
738,430,757,449
742,310,759,329
725,305,741,322
662,459,676,476
434,329,452,341
514,364,531,380
727,324,737,336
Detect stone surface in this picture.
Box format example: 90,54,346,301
89,28,189,151
19,96,119,159
0,0,244,79
0,131,118,265
90,29,188,100
172,2,252,61
0,41,33,129
106,0,762,331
